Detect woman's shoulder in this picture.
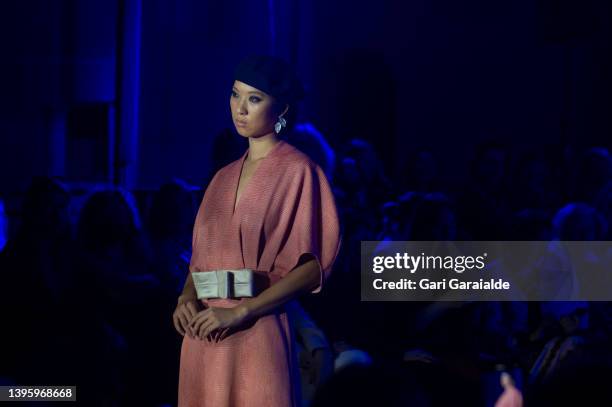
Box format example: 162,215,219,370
278,140,320,173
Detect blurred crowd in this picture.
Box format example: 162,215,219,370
0,124,611,406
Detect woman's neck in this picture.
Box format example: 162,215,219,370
246,133,280,161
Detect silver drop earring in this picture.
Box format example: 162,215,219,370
274,116,287,134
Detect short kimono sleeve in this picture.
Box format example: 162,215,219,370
277,163,342,294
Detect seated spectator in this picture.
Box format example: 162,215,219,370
289,122,336,180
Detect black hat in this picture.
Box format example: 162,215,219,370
234,55,304,106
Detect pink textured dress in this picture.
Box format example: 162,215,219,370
178,140,341,407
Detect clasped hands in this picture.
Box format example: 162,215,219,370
173,295,250,342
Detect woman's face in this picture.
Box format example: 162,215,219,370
230,80,279,138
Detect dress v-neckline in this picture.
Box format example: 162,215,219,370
232,140,284,216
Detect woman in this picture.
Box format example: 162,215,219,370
174,55,342,407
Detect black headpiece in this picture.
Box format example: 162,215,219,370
234,55,304,106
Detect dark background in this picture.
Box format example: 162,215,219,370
2,0,611,191
1,1,612,406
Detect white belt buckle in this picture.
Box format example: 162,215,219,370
191,269,256,299
192,271,230,299
231,268,255,297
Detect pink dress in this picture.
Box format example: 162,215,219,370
178,140,342,407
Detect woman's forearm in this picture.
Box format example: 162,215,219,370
178,268,197,302
237,259,320,321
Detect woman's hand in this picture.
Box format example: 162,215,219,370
173,295,202,338
189,305,249,342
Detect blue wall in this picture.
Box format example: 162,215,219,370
1,0,611,192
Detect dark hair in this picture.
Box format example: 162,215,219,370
76,189,142,251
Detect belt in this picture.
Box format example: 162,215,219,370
191,269,269,299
